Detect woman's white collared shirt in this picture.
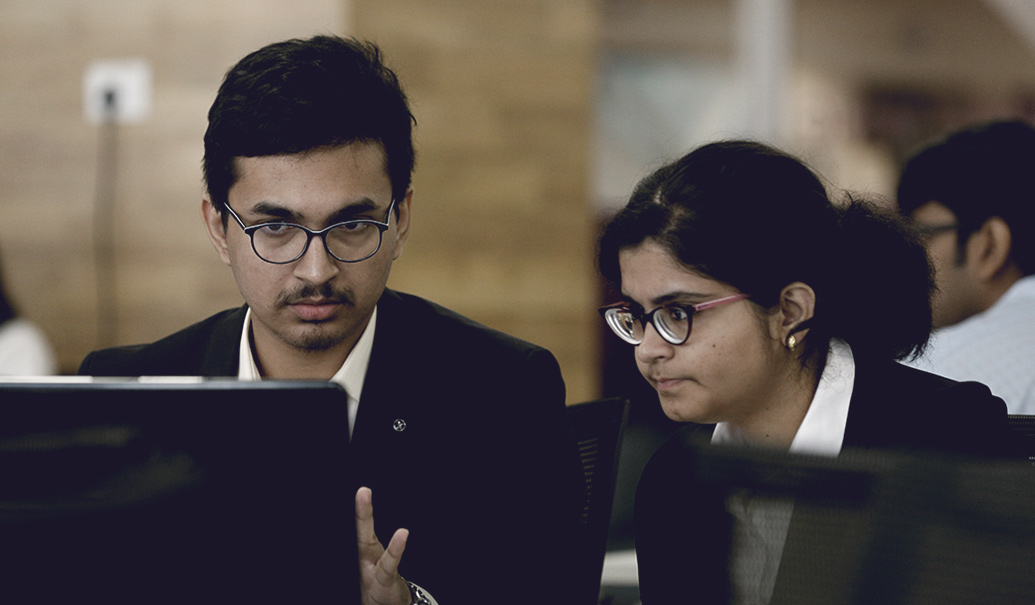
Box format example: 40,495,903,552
712,339,856,605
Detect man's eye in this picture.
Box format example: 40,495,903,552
259,223,295,235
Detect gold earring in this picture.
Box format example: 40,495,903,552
787,334,797,350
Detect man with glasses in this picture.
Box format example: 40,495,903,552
79,35,580,605
897,119,1035,414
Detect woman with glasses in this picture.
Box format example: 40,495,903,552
597,140,1022,604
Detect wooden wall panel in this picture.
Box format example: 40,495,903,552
352,0,602,403
0,0,602,404
0,1,345,372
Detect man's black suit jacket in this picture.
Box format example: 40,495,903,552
633,354,1025,605
80,289,583,604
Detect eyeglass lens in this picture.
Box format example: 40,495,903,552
604,306,690,346
251,222,382,263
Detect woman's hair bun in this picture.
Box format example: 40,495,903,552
817,196,934,360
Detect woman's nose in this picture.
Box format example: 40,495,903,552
634,322,675,363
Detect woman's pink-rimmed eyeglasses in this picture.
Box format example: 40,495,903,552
599,293,750,345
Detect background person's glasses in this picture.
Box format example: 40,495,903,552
224,200,396,264
911,221,958,239
599,293,750,346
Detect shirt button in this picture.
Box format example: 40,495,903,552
392,418,407,432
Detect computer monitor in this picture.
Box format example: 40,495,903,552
659,441,1035,605
0,378,358,603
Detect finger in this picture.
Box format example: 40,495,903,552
355,487,388,569
374,527,409,584
355,486,378,546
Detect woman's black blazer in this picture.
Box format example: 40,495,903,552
634,355,1024,604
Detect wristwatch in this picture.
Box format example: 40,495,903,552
407,581,433,605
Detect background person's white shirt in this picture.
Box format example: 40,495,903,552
908,275,1035,414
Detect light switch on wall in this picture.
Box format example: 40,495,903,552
83,58,152,124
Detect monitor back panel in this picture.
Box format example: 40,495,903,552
0,380,358,603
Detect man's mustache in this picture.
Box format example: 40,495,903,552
276,283,354,308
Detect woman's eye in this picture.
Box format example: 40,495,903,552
666,307,689,321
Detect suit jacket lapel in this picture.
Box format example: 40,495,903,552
349,290,421,467
198,306,248,376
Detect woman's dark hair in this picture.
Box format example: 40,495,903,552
203,35,416,215
598,140,934,362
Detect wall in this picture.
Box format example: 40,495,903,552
351,0,601,403
0,1,602,404
597,0,1035,207
11,0,1026,400
0,1,344,373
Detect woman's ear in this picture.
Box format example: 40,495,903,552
771,281,816,347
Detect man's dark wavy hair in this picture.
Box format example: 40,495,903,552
203,35,416,217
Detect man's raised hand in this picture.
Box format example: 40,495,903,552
355,487,412,605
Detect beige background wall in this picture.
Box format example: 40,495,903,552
0,1,602,403
598,0,1035,208
0,1,345,370
2,0,1032,405
352,0,601,404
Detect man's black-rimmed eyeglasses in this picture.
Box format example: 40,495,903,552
224,199,396,264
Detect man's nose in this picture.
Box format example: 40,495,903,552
292,236,340,284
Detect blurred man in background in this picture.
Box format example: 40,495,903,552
897,119,1035,414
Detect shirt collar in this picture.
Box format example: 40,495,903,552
789,338,854,456
712,338,855,456
333,306,377,418
987,273,1035,309
237,306,377,435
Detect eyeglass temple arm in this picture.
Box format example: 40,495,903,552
222,202,248,229
691,293,750,312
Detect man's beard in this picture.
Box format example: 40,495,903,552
294,329,345,351
275,283,357,352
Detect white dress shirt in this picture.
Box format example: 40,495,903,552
712,338,856,605
907,275,1035,414
234,306,442,604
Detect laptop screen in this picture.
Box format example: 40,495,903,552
0,378,358,603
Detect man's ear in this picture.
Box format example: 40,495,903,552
390,187,413,261
967,216,1013,282
201,197,232,266
771,281,817,346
